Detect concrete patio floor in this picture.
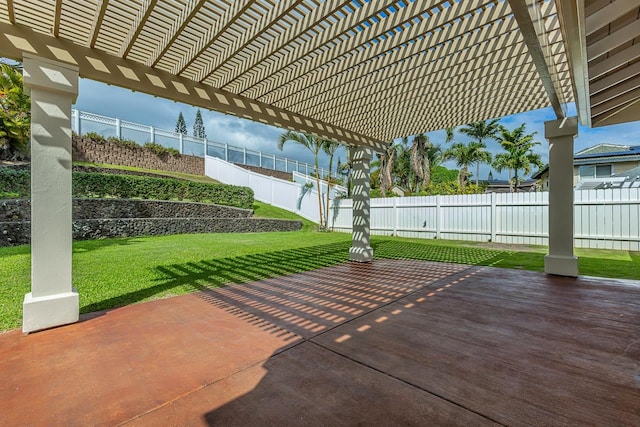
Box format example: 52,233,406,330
1,259,638,426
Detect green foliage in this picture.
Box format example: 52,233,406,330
107,136,139,149
0,169,253,208
193,109,206,139
0,62,30,160
494,123,544,191
0,168,30,197
431,165,458,184
83,131,107,142
72,173,253,208
175,112,187,135
143,142,180,157
419,181,484,195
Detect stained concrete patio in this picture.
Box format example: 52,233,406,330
1,260,638,426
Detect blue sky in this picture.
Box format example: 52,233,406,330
73,78,640,180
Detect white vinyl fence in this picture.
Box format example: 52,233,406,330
330,189,640,250
205,156,325,223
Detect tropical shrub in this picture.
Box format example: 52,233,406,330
82,132,106,143
0,169,254,209
143,142,180,157
0,63,30,160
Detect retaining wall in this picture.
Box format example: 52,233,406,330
0,199,301,246
72,136,204,175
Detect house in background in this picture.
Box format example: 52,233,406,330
531,144,640,191
574,144,640,185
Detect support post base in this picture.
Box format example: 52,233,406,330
23,289,79,333
350,246,373,263
544,255,579,277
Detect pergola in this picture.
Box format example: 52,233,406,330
0,0,638,332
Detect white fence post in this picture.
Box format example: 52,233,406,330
285,158,288,172
73,109,80,134
393,198,398,235
436,195,441,239
243,147,247,164
179,134,183,154
225,143,229,161
259,151,263,168
115,118,121,139
490,192,497,242
150,126,155,143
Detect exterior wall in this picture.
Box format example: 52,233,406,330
0,198,300,246
613,161,640,175
574,160,640,184
72,136,204,176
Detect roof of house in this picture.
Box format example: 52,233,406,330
574,144,640,161
531,165,549,180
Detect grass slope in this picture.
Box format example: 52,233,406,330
2,233,639,332
73,161,219,184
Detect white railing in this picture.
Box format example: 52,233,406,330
71,109,328,177
330,189,640,251
205,156,325,223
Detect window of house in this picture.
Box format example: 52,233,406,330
595,164,612,177
579,164,612,178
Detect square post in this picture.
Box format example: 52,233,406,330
22,55,79,332
349,147,373,262
544,117,579,277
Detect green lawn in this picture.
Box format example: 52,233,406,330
1,232,639,332
73,161,219,184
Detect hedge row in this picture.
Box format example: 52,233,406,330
0,168,254,209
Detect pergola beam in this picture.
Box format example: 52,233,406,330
0,22,386,153
555,0,590,127
508,0,565,119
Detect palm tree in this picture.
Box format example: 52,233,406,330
445,126,456,144
322,140,341,230
378,142,397,197
410,133,443,192
492,153,515,192
459,119,500,185
444,142,476,188
424,142,443,187
279,131,326,228
410,133,428,193
494,124,544,192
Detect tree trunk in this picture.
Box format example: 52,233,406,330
314,157,324,229
325,156,333,231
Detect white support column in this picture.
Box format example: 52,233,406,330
22,54,79,333
544,116,579,277
349,147,373,262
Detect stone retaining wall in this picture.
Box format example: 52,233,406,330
72,136,204,175
0,199,252,221
1,218,301,246
0,198,301,246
